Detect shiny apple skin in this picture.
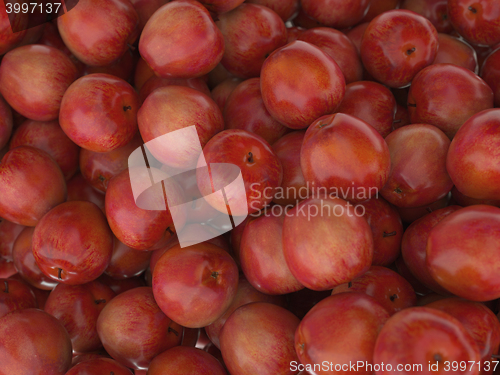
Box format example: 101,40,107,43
224,78,288,145
216,3,287,78
205,275,286,349
381,124,453,208
199,0,245,14
139,0,224,78
139,75,211,104
301,113,391,200
96,287,182,370
298,27,363,84
220,302,300,375
66,357,134,375
240,211,303,295
0,278,37,319
427,205,500,301
332,266,417,315
9,119,79,181
44,281,116,353
448,0,500,47
447,109,500,200
59,73,139,153
300,0,370,28
211,77,243,111
0,45,78,121
0,146,66,227
395,194,451,224
335,81,397,137
0,257,16,279
129,0,169,33
66,173,105,210
360,9,439,88
57,0,139,66
0,308,72,375
433,33,478,73
361,0,400,23
283,197,373,291
401,0,453,33
246,0,299,22
83,49,136,82
138,85,223,169
105,167,183,250
12,227,58,290
152,242,239,328
79,134,143,193
260,40,345,129
426,298,500,365
295,293,390,375
408,64,493,139
357,197,403,266
32,201,113,285
0,219,24,260
401,206,461,295
104,236,152,279
345,22,370,54
373,307,481,374
481,48,500,107
0,96,12,150
148,346,227,375
197,129,283,216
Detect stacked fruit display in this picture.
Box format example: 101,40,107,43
0,0,500,374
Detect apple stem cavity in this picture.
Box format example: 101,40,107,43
433,353,443,362
383,231,397,237
394,187,402,194
168,326,180,336
389,294,398,301
247,152,254,163
123,105,132,112
406,47,416,56
3,280,8,293
468,6,477,14
211,271,219,279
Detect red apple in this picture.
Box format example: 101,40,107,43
66,173,105,210
300,0,370,29
0,146,66,226
345,22,369,54
139,75,211,104
451,185,500,207
360,0,399,22
401,0,453,33
260,40,346,129
57,0,139,66
246,0,299,22
360,9,438,88
395,194,451,224
211,77,243,111
152,242,239,328
481,47,500,107
0,278,36,319
83,49,137,82
96,286,182,370
32,201,114,285
0,44,78,121
433,33,478,72
0,257,16,279
0,219,24,260
148,346,227,375
104,236,152,279
129,0,169,34
139,0,224,78
66,357,133,375
198,0,244,14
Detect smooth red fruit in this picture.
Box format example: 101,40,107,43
0,220,24,260
401,0,453,33
32,201,113,285
211,77,243,111
481,48,500,107
360,0,399,23
153,242,239,328
66,358,133,375
426,205,500,301
381,124,453,208
433,33,478,72
9,119,79,180
447,108,500,201
97,287,182,370
220,302,300,375
66,173,105,210
300,0,370,29
0,308,72,375
148,346,227,375
407,64,493,139
0,146,66,226
129,0,169,33
139,0,224,78
345,22,369,54
104,236,152,279
360,10,439,88
451,185,500,207
0,278,36,319
373,307,481,374
246,0,299,22
282,197,373,291
295,293,390,375
57,0,139,66
139,76,210,104
395,194,450,224
301,113,391,201
0,45,78,121
260,40,345,129
83,49,136,82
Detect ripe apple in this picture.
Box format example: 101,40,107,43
104,236,152,279
66,357,134,375
139,76,211,104
401,0,453,33
433,33,478,72
0,219,24,260
300,0,370,29
246,0,299,22
481,48,500,107
66,173,105,210
211,77,243,111
0,278,36,319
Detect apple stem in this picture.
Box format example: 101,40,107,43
127,43,136,51
168,326,180,336
3,280,8,293
166,227,174,235
383,231,397,237
347,282,352,288
58,268,63,280
123,105,132,112
468,6,477,14
406,47,416,56
247,152,254,163
389,294,398,302
95,299,106,305
211,271,219,279
491,354,500,359
394,187,402,194
433,353,443,362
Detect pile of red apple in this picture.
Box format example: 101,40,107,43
1,0,500,374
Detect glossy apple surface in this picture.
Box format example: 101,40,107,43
220,302,300,375
57,0,139,66
300,113,391,200
407,64,493,139
148,346,227,375
0,278,36,319
66,357,133,375
139,75,210,104
433,33,478,72
401,0,453,33
104,236,152,279
481,48,500,107
0,308,72,375
300,0,370,28
295,293,390,375
97,286,182,370
380,124,453,208
66,173,105,210
139,0,224,78
426,205,500,301
373,307,480,374
246,0,299,22
32,201,113,285
360,10,438,88
0,44,78,121
283,197,373,290
0,146,66,226
129,0,169,33
260,40,345,129
447,108,500,200
0,219,24,260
